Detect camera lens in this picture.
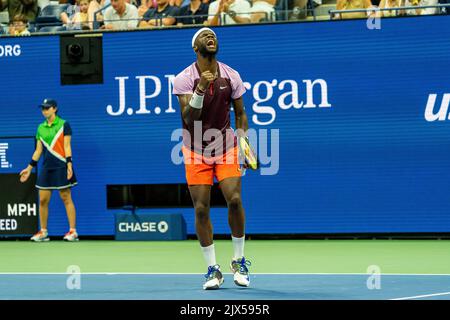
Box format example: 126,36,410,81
67,43,83,58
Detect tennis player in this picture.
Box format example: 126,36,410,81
173,28,252,290
19,99,79,242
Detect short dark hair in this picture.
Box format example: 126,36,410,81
11,14,28,24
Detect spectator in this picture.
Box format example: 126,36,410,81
9,13,31,35
249,0,276,22
61,0,79,25
6,0,38,22
139,0,178,27
439,0,450,14
170,0,189,6
138,0,156,17
88,0,110,29
335,0,374,19
61,0,91,29
378,0,401,17
177,0,209,25
103,0,139,29
402,0,438,15
207,0,251,25
286,0,308,20
38,0,50,10
0,1,6,36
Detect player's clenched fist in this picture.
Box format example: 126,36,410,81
198,70,216,91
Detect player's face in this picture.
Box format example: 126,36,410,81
196,31,219,57
41,106,57,119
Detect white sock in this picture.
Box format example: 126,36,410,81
200,244,217,268
232,235,245,260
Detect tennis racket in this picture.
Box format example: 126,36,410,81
239,136,259,171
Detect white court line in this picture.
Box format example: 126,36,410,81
391,292,450,300
0,272,449,276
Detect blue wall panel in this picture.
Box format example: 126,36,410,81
1,16,450,235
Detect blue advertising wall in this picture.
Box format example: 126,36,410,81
1,16,450,235
0,138,35,173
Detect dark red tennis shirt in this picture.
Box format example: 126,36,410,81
173,61,246,157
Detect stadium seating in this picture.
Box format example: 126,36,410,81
312,0,337,20
38,25,66,32
35,4,70,30
0,10,8,24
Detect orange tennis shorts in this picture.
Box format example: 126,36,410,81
182,145,242,186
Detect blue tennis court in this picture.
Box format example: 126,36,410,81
1,274,449,300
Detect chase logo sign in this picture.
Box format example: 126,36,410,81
114,212,186,241
157,221,168,233
0,143,11,169
118,221,169,233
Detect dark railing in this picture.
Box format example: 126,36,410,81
93,3,112,30
99,12,270,29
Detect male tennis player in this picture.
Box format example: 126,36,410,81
173,27,252,290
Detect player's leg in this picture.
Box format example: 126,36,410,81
217,146,252,287
217,146,247,256
219,177,251,286
189,184,223,289
59,188,79,242
183,144,223,289
219,177,245,240
39,189,52,230
189,185,213,247
31,189,52,242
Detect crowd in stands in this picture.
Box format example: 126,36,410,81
96,0,279,29
0,0,449,35
335,0,448,19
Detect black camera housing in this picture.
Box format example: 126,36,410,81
60,34,103,85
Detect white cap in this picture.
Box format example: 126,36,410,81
192,27,216,48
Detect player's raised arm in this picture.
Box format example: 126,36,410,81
177,70,215,126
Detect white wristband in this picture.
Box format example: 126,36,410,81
189,91,204,109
